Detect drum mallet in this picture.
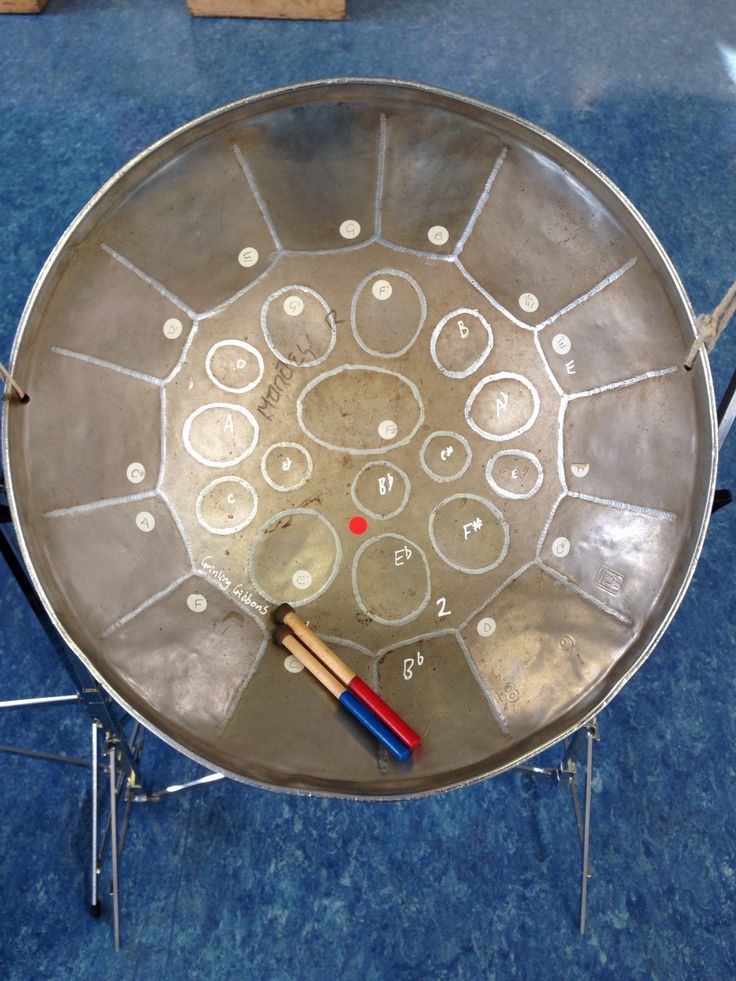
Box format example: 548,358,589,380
274,603,421,751
272,626,410,761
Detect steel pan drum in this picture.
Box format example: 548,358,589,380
3,80,716,797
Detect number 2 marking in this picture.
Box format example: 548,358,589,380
436,596,452,618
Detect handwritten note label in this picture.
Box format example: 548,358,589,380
378,472,394,496
284,295,304,317
436,596,452,618
394,545,412,567
552,333,571,355
340,219,361,240
372,279,393,301
403,649,425,681
126,462,146,484
477,617,496,637
135,511,155,533
518,292,539,313
428,225,449,245
292,569,313,590
238,247,259,268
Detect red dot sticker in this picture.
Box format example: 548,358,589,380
349,516,368,535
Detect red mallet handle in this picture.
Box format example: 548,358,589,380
348,676,421,751
274,603,422,751
272,627,410,761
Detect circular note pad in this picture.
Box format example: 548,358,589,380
3,80,716,798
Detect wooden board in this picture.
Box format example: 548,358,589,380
188,0,345,18
0,0,47,12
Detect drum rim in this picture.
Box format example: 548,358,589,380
2,77,718,799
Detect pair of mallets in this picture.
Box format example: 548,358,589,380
273,604,421,761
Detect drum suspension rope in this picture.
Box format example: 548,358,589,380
685,279,736,370
681,282,736,511
0,360,29,402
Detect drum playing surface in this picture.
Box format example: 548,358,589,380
3,80,716,797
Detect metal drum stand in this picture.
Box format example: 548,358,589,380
0,447,144,950
521,361,734,932
1,357,734,946
0,424,225,949
525,359,734,930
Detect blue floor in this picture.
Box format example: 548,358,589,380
1,1,735,977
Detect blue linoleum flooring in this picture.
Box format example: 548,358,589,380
1,1,735,977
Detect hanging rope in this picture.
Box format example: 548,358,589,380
685,281,736,369
0,360,28,402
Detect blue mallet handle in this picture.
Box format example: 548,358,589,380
339,690,410,761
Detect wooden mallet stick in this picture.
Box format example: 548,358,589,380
274,603,421,751
0,361,29,402
273,626,410,761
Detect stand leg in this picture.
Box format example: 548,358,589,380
2,472,141,951
717,359,736,450
108,740,121,952
579,726,594,934
91,723,101,917
133,770,225,802
1,482,140,783
516,717,600,934
568,761,583,844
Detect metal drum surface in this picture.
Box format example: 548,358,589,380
3,79,716,798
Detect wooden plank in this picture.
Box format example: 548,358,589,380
188,0,345,19
0,0,47,12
